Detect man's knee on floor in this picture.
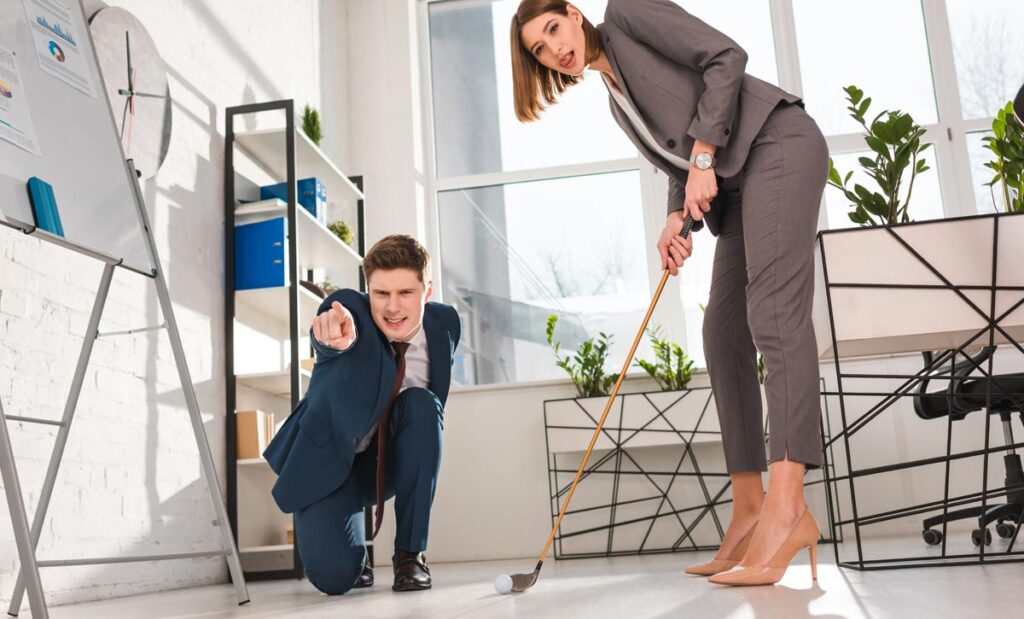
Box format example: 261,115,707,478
394,387,443,422
306,554,364,596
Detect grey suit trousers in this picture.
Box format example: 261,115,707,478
702,102,829,473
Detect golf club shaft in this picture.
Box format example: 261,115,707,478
535,216,692,565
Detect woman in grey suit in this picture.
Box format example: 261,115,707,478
512,0,829,586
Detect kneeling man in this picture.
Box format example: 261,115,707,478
264,234,461,594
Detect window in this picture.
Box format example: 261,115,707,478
792,0,938,137
427,0,668,387
946,0,1024,121
436,172,654,385
428,0,633,178
421,0,1011,387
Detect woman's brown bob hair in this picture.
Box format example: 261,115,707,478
510,1,602,122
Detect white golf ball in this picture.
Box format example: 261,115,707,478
494,574,513,594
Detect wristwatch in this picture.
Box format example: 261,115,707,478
690,152,717,171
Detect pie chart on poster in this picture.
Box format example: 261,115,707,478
48,40,65,62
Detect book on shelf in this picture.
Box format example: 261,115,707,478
236,409,276,460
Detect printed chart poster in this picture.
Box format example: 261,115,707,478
0,44,42,156
22,0,96,98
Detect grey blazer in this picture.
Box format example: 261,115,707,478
599,0,802,236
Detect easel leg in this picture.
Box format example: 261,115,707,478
125,158,249,604
0,398,49,619
5,262,114,617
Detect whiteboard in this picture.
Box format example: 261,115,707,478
0,0,153,275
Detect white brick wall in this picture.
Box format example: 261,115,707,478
0,0,340,608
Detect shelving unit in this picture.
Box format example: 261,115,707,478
234,368,313,398
224,100,366,581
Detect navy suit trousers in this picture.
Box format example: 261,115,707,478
295,387,444,595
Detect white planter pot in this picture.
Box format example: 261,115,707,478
543,387,737,558
813,213,1024,360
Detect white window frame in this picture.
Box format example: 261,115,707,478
416,0,689,373
416,0,1000,386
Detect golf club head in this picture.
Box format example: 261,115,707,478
510,562,542,592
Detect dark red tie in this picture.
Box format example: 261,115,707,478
372,341,410,539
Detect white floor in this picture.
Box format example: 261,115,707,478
37,538,1024,619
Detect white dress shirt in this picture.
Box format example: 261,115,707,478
355,325,431,453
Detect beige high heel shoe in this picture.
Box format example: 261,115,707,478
708,508,819,586
684,523,757,576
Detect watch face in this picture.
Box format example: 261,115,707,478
694,152,714,170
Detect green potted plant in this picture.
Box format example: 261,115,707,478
546,314,618,398
542,318,723,559
327,219,355,247
827,85,932,226
302,104,323,147
982,101,1023,213
813,87,1024,361
635,326,695,391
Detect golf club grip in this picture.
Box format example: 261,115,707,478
680,214,694,239
536,264,676,564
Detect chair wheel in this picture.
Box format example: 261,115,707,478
995,522,1017,539
922,529,943,545
971,528,992,546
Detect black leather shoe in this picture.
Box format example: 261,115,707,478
352,562,374,589
392,549,431,591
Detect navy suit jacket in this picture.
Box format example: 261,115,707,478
263,289,461,514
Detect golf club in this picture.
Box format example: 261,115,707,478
498,213,695,594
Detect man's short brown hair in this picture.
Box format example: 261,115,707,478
362,234,431,284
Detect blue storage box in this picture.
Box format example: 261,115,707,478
260,178,326,220
235,217,288,290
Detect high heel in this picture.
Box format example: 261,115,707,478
684,523,757,576
708,508,819,587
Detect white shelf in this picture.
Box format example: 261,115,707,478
236,284,322,330
237,458,270,467
236,368,312,397
234,198,363,273
234,128,364,204
240,544,293,553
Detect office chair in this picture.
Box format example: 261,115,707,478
913,346,1024,546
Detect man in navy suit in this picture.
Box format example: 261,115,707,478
263,235,461,595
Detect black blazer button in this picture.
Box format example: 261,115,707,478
667,139,676,149
724,128,731,136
